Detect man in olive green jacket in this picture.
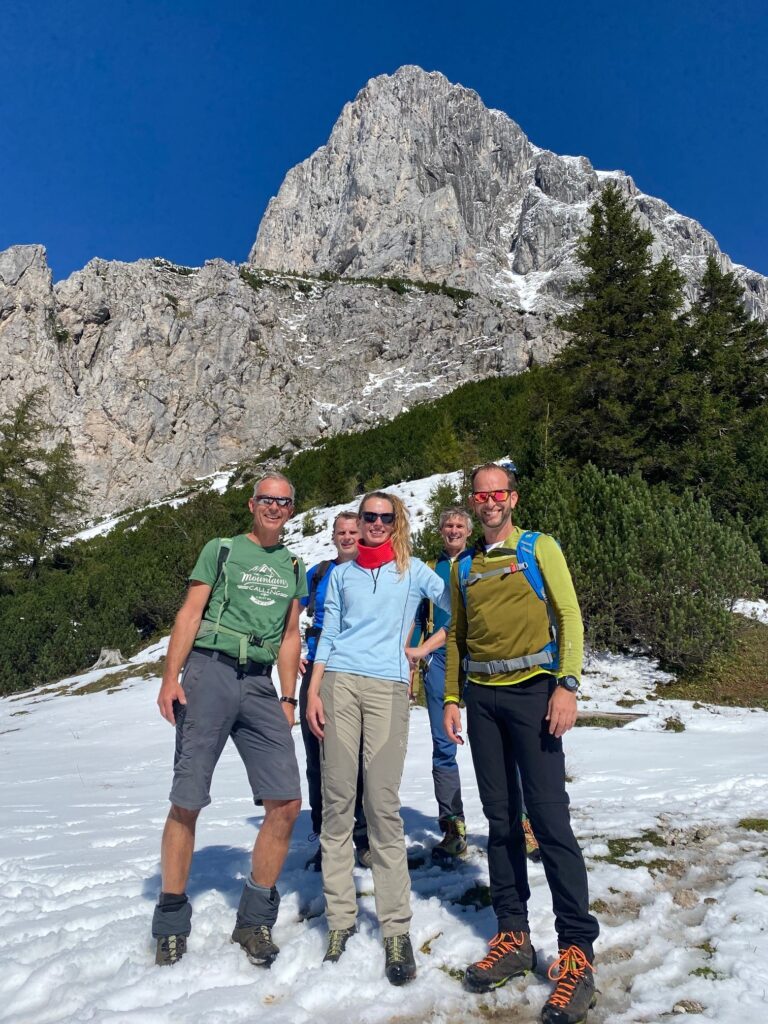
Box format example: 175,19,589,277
443,463,598,1024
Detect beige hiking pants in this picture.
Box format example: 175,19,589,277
319,671,411,937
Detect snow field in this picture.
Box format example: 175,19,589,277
1,477,766,1023
2,641,767,1023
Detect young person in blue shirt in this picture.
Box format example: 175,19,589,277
306,491,449,984
299,511,369,871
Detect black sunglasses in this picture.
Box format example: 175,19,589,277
254,495,293,508
361,511,395,525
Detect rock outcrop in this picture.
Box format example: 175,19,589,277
1,249,560,513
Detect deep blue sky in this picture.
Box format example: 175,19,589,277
1,0,765,281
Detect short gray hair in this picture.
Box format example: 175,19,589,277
252,471,295,500
439,507,473,530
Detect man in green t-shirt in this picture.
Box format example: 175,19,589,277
152,471,307,969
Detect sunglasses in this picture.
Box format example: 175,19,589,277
361,511,395,525
472,489,513,503
254,495,293,508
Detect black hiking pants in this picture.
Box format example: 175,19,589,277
465,674,598,958
299,663,368,848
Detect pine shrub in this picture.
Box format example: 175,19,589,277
523,465,765,671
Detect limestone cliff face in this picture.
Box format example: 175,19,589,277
251,66,768,319
2,65,766,517
0,248,559,513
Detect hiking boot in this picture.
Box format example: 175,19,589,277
231,924,280,967
523,815,541,862
356,846,373,869
155,933,187,966
305,846,322,872
323,926,356,963
432,816,467,863
383,933,416,986
541,946,596,1024
464,930,536,992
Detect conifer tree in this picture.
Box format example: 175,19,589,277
679,256,768,545
555,182,686,478
0,393,84,578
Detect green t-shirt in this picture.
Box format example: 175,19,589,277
190,534,308,664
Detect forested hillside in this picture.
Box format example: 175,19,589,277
1,186,765,695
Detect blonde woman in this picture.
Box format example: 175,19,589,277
307,491,449,984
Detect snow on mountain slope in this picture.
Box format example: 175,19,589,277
1,479,766,1024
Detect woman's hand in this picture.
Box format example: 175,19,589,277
307,690,325,740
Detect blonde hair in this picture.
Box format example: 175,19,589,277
358,491,411,576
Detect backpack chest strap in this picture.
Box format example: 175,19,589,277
466,561,529,588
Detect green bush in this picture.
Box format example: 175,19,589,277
0,486,250,694
522,465,765,672
285,366,559,506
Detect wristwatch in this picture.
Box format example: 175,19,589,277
556,675,580,693
280,695,298,707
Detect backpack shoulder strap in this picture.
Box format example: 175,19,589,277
515,531,547,601
457,547,475,607
306,559,332,618
214,538,232,589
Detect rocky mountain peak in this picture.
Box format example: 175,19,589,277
1,66,767,518
252,66,768,319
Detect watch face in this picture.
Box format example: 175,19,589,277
559,675,579,692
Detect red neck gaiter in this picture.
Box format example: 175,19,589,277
356,539,396,570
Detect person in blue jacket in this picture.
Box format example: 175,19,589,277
306,491,449,985
407,507,473,862
300,511,369,870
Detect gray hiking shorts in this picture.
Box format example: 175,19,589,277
169,649,302,810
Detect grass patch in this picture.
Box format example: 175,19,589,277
659,615,768,710
575,715,630,729
663,716,686,732
437,964,465,982
616,697,644,707
690,966,726,981
455,884,492,909
29,659,166,700
593,830,672,873
738,818,768,832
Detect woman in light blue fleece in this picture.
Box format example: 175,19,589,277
306,490,449,984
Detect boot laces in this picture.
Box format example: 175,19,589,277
160,935,183,960
386,935,408,963
547,946,593,1008
476,931,526,970
327,929,350,957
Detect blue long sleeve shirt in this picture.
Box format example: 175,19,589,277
314,557,450,684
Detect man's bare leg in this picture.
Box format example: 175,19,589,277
161,804,200,893
251,798,302,885
231,798,301,966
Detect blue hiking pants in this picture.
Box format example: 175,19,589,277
422,647,464,825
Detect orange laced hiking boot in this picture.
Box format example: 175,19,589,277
464,930,536,992
541,945,596,1024
522,815,541,862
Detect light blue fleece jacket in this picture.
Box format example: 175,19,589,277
314,557,451,684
